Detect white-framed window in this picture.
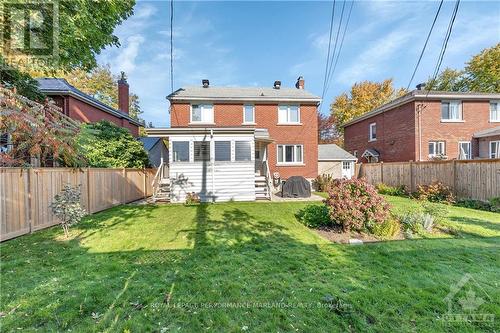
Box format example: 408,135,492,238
172,141,189,162
193,141,210,162
441,101,462,121
243,105,255,124
278,105,300,124
458,141,471,160
215,141,231,161
277,144,303,164
428,141,446,157
235,141,252,161
369,123,377,141
342,161,351,170
490,101,500,122
191,104,214,123
490,141,500,159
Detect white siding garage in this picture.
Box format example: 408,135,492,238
318,144,357,179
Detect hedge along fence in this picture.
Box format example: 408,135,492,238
358,159,500,201
0,168,156,242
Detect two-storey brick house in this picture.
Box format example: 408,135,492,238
146,78,321,202
343,89,500,163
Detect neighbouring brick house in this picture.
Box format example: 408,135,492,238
343,89,500,163
36,75,142,136
147,77,320,202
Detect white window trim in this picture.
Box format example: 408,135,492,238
242,104,255,124
490,140,500,159
189,103,215,124
369,123,377,142
276,144,304,165
277,105,301,125
428,141,446,158
490,100,500,123
458,141,472,160
441,100,463,122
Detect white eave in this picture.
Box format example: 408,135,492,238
168,96,321,104
145,127,257,137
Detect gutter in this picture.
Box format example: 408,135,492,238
168,96,321,104
145,127,257,137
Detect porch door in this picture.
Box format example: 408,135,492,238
255,142,263,175
341,161,354,179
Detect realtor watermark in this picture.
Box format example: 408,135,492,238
442,273,494,324
1,0,59,70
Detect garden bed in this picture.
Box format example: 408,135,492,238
315,226,404,244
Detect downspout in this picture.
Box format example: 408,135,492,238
417,103,423,161
210,129,215,202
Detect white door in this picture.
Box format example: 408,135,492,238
341,161,354,179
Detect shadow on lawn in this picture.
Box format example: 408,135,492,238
447,216,500,233
1,203,498,332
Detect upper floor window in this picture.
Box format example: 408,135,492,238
191,104,214,123
441,101,462,121
458,141,471,160
490,141,500,159
172,141,189,162
277,144,303,164
369,123,377,141
429,141,445,157
194,141,210,162
278,105,300,124
490,101,499,122
243,105,255,124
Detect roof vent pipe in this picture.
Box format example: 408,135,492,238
202,79,209,88
416,83,426,90
273,80,281,89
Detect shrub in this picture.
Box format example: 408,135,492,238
489,197,500,212
400,212,435,237
422,202,448,224
324,178,390,232
455,199,492,212
185,192,200,205
415,181,455,204
370,217,400,239
376,183,408,197
296,204,332,228
313,174,334,192
50,184,87,238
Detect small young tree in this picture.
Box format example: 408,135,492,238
50,184,87,238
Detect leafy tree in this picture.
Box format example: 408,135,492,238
330,79,406,135
427,43,500,93
78,120,149,168
30,65,143,121
1,0,135,97
317,112,342,145
0,60,45,101
50,184,87,238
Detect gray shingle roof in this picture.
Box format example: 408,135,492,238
138,137,161,151
168,86,321,102
318,144,357,161
474,126,500,138
36,78,142,126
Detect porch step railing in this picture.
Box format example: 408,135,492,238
151,159,170,202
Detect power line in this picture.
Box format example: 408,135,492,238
426,0,460,96
324,0,346,94
170,0,174,94
320,0,336,104
406,0,444,91
324,0,353,97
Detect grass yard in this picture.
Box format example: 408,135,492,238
1,197,499,332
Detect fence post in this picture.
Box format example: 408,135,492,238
409,161,414,193
86,168,91,214
27,168,33,233
452,160,457,197
143,169,147,199
380,161,384,184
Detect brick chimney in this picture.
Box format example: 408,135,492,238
295,76,305,89
118,71,129,114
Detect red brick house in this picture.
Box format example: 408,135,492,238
36,76,142,136
343,89,500,163
146,77,321,202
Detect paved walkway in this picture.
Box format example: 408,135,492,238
271,192,324,202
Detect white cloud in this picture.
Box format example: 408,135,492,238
114,35,145,73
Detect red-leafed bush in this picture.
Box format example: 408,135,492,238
324,178,390,232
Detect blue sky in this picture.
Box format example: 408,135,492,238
98,0,500,127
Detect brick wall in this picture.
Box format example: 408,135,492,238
417,100,497,160
344,102,416,162
67,96,139,136
170,101,318,179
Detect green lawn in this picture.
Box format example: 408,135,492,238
1,198,499,332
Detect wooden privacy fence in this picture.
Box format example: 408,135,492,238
358,159,500,201
0,168,156,242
